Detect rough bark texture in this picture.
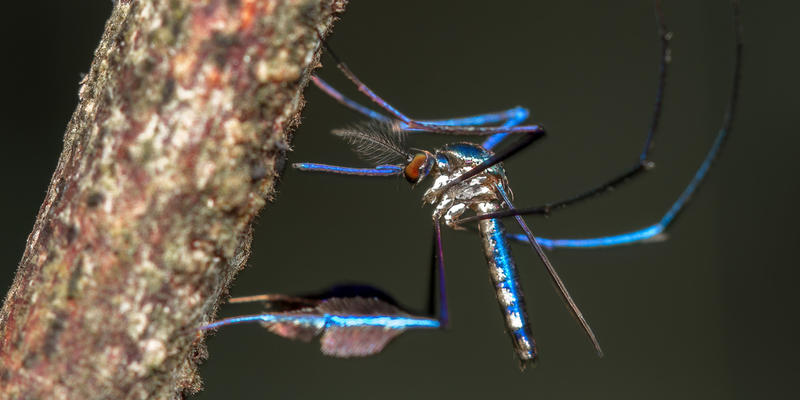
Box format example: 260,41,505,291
0,0,347,398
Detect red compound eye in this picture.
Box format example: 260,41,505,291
404,153,433,183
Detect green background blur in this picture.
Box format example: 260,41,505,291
1,1,797,399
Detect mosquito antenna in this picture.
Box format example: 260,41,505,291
332,120,412,165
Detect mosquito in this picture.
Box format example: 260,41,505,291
198,0,742,368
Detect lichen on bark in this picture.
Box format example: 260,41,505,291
0,0,347,398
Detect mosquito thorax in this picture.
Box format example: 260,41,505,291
404,151,435,184
435,143,491,172
435,142,506,183
422,142,512,223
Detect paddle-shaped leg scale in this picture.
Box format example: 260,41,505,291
199,283,445,357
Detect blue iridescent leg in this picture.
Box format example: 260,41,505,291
292,163,404,177
312,75,528,148
294,113,540,181
198,303,439,358
197,229,452,356
493,1,743,249
520,106,739,250
197,283,445,357
453,2,672,225
479,108,528,151
318,42,541,136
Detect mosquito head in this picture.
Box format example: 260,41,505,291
403,151,435,184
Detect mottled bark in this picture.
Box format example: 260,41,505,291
0,0,347,398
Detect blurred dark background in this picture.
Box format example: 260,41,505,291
1,1,797,399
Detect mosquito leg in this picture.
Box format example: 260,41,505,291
480,107,529,151
511,224,666,250
453,1,671,225
432,218,450,328
423,0,668,199
455,162,648,223
295,113,532,182
312,76,393,122
227,294,319,306
292,163,404,176
318,41,542,136
468,0,742,250
313,75,530,148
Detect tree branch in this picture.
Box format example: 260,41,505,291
0,0,347,398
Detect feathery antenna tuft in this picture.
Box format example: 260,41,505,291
332,120,411,165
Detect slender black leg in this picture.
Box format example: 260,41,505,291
317,39,544,137
457,0,742,252
432,219,450,328
456,0,671,224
